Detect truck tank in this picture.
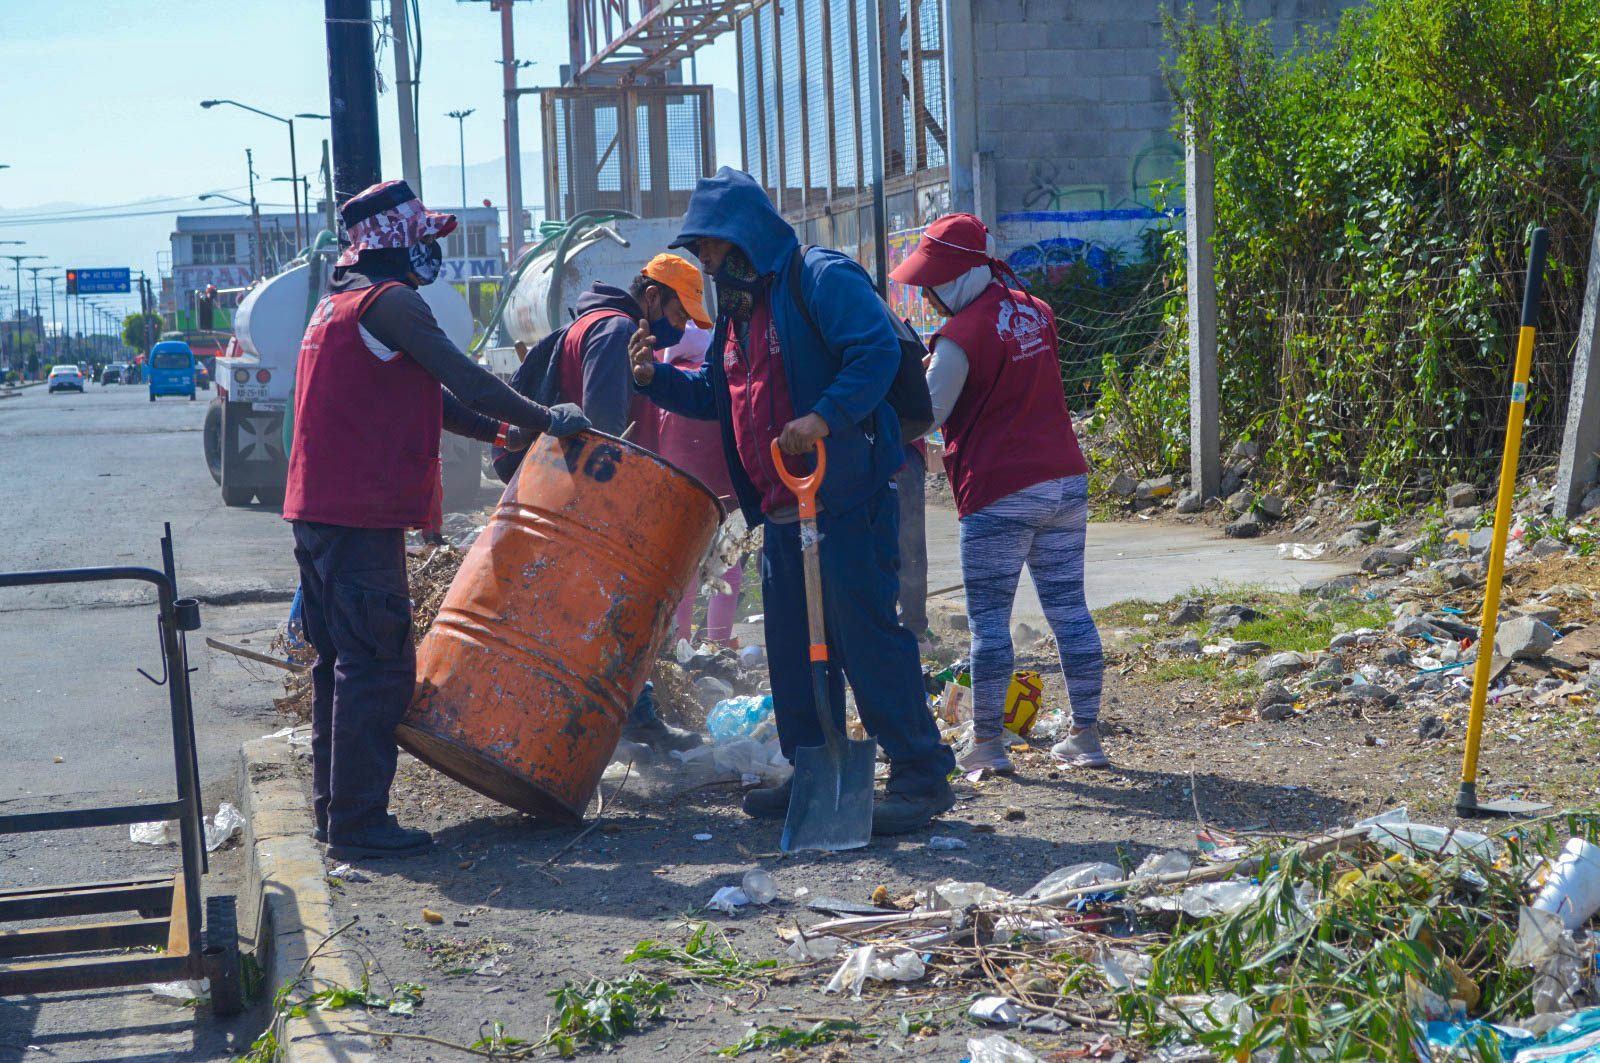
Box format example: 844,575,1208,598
499,217,696,346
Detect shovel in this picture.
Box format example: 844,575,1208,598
769,438,876,853
1455,227,1553,819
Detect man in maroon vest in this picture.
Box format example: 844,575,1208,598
492,254,713,756
284,180,590,859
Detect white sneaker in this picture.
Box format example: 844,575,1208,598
1051,722,1110,768
958,736,1014,774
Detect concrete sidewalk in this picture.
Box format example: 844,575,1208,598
923,505,1356,626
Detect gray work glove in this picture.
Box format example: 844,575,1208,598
544,402,592,439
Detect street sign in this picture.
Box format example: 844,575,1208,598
73,267,131,294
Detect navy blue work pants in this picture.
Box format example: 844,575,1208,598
292,521,416,838
762,486,954,794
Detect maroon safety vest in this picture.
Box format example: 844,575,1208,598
935,283,1087,517
556,307,660,452
283,281,444,529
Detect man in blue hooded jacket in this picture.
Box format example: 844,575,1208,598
629,168,956,835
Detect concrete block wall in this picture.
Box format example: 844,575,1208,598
966,0,1364,272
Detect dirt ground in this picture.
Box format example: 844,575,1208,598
298,594,1600,1062
265,484,1600,1060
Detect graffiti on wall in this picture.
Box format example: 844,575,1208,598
886,226,943,338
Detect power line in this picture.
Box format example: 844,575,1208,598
0,186,256,221
0,202,297,227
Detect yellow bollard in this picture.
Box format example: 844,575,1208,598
1455,227,1553,818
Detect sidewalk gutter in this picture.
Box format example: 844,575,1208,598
239,731,375,1063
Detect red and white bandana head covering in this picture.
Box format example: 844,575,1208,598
336,180,457,267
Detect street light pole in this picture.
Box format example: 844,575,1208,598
246,149,264,277
447,109,474,210
201,98,307,249
44,275,60,360
2,255,44,373
325,0,383,210
25,266,45,373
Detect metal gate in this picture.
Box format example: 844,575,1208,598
540,85,715,220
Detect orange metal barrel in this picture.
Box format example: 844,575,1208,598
398,430,722,822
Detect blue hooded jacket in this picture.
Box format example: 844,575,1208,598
642,167,904,526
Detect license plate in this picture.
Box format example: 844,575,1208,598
232,383,268,402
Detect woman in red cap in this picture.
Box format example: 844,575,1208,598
889,213,1106,775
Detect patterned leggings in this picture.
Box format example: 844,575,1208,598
959,474,1104,740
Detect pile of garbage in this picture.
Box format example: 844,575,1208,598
670,811,1600,1060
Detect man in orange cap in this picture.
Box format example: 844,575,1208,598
494,252,713,754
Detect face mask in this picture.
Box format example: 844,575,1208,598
648,315,684,349
408,240,443,285
713,247,761,324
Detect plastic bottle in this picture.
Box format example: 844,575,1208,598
741,868,778,905
706,694,775,741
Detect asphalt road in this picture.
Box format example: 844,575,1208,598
0,383,298,1061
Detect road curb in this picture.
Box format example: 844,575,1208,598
239,732,375,1063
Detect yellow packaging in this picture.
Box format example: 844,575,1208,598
1003,671,1044,736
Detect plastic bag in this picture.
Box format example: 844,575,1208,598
1134,851,1193,878
706,886,749,915
1142,881,1263,918
785,935,844,961
148,978,209,1004
706,695,776,742
204,801,245,852
965,1034,1040,1063
823,945,926,996
925,880,1010,909
1024,862,1123,899
968,996,1026,1025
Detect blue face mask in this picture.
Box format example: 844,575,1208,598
408,240,443,285
649,315,684,349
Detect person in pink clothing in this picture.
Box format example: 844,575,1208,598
656,324,744,643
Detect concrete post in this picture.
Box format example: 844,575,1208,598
1555,218,1600,517
942,0,978,215
1185,117,1221,499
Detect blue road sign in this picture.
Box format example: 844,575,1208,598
76,268,131,294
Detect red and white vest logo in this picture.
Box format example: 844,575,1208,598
996,300,1049,361
309,297,336,329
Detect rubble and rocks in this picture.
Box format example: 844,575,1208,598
1361,547,1415,573
1445,482,1478,509
1110,472,1138,498
1336,530,1371,550
1496,615,1556,660
1256,651,1311,680
1155,636,1203,656
1257,494,1286,520
1176,490,1205,514
1224,488,1256,516
1224,514,1263,539
1168,599,1205,625
1348,520,1382,539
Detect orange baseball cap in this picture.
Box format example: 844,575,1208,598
641,253,712,328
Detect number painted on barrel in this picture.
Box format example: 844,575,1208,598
543,436,624,483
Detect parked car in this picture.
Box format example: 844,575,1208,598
47,364,85,393
147,341,197,402
100,363,126,385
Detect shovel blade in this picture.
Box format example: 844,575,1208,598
1458,797,1552,818
780,737,877,853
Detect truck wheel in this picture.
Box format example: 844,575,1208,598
203,403,224,485
221,482,255,507
203,894,244,1018
189,392,196,401
149,393,156,403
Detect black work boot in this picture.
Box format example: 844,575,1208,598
871,778,956,836
621,715,704,755
326,815,432,860
313,826,327,844
740,778,793,820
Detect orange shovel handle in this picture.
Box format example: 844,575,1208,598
769,438,826,520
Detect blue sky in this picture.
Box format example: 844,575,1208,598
0,0,740,317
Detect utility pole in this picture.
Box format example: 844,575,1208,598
246,149,265,278
25,265,45,373
44,275,59,360
494,0,524,263
325,0,383,217
391,0,423,195
321,140,336,234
